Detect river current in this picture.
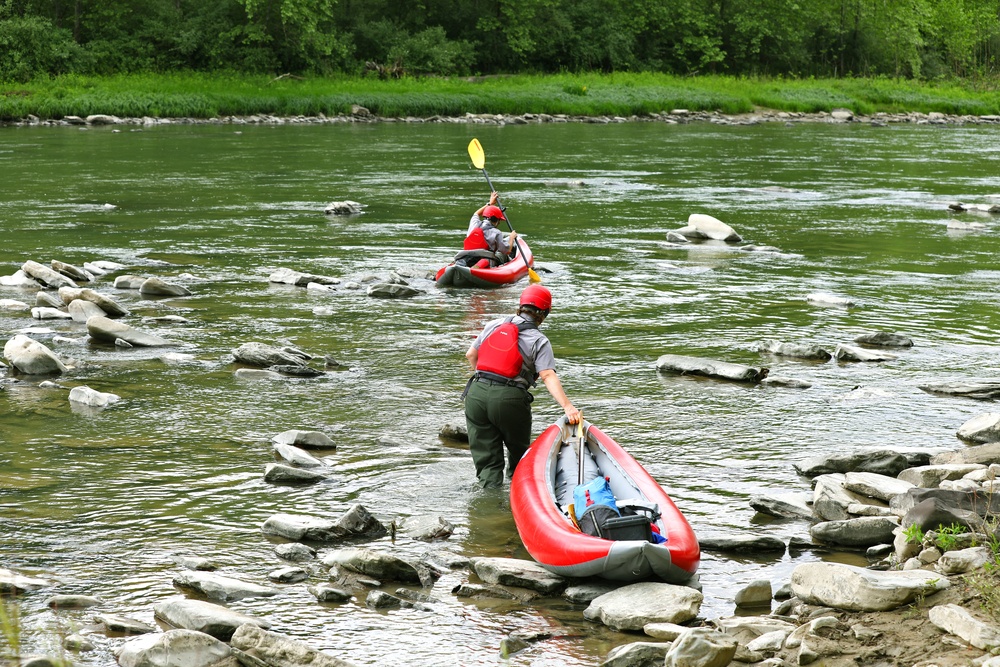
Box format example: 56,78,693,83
2,118,1000,665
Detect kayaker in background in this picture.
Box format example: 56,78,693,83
463,284,581,488
460,190,518,268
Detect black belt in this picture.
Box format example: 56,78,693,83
462,371,527,399
473,371,526,388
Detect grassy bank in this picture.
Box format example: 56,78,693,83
3,72,1000,121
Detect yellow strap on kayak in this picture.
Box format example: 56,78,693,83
566,503,581,531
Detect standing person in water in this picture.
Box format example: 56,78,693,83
462,191,518,267
463,284,581,488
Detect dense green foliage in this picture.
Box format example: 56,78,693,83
1,0,1000,81
3,72,1000,121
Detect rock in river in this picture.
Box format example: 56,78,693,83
87,316,177,347
655,353,768,383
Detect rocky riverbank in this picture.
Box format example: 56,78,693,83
6,252,1000,666
5,106,1000,129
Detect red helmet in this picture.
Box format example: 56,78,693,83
519,284,552,311
482,205,506,221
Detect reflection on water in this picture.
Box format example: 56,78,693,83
464,488,519,557
3,120,1000,664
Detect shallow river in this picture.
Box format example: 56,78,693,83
2,118,1000,665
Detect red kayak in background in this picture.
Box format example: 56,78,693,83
435,240,535,288
510,417,700,584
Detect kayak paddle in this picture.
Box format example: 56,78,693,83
467,139,542,284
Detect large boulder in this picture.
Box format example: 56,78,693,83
584,582,703,631
322,548,424,584
0,298,30,311
790,562,949,611
233,342,309,367
172,571,280,602
3,335,69,375
794,450,910,478
31,306,73,320
115,629,231,667
264,463,329,484
854,331,913,347
655,354,768,383
87,316,176,347
901,496,986,533
749,493,814,519
833,344,897,362
69,385,121,408
809,516,899,547
891,487,1000,516
0,269,40,288
0,568,49,595
673,214,742,242
68,299,107,322
470,557,567,595
932,441,1000,465
268,268,340,286
272,443,327,468
957,413,1000,443
139,277,192,296
58,286,129,316
261,505,387,543
897,464,985,488
367,282,422,299
921,382,1000,401
230,623,356,666
323,201,363,216
697,535,786,554
22,260,77,288
664,627,738,667
928,604,1000,651
271,429,336,450
51,260,93,282
812,474,886,522
843,471,914,503
153,599,269,641
756,340,831,360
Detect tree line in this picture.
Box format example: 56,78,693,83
2,0,999,82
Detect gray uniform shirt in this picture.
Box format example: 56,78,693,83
472,314,555,387
467,215,512,255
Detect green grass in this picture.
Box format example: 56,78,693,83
2,71,1000,121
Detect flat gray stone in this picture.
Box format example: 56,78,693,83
153,599,269,641
584,582,703,631
655,353,768,383
87,316,175,347
172,571,280,601
116,629,231,667
790,562,949,611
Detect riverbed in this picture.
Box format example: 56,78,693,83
2,118,1000,665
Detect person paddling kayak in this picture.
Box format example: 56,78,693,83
460,190,518,268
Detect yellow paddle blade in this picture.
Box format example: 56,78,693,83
528,267,542,284
468,138,485,169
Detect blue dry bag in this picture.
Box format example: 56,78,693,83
573,476,619,521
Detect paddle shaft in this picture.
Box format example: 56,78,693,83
576,420,586,485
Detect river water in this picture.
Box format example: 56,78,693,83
2,118,1000,665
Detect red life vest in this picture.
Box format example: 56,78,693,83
476,318,535,379
463,226,490,250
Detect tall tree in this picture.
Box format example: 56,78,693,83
237,0,349,71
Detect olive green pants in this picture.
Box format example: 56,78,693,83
464,380,533,489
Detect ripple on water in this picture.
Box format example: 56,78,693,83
5,121,1000,665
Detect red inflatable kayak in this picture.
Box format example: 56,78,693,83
435,240,535,288
510,417,700,583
